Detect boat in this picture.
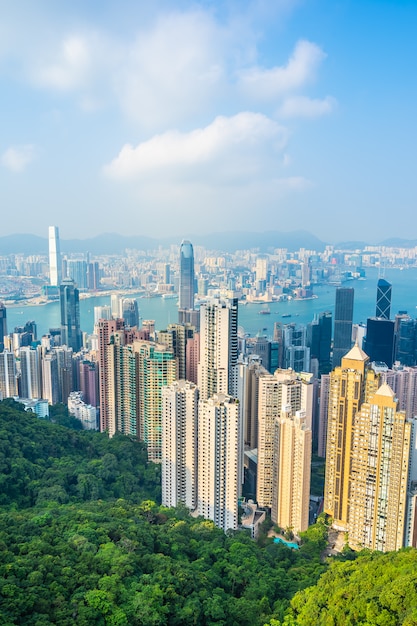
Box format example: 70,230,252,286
281,313,291,318
259,306,271,315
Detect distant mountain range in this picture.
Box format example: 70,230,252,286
0,231,415,256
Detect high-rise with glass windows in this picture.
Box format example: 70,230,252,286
0,302,7,352
179,240,195,311
60,279,82,352
48,226,61,287
376,278,392,319
333,287,354,367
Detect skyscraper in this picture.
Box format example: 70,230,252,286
60,279,82,352
48,226,61,287
257,368,313,519
97,318,125,432
179,240,195,311
122,298,139,328
324,344,379,530
198,298,238,401
348,384,410,551
106,332,138,438
0,302,7,352
333,287,354,367
274,409,312,533
162,380,199,509
19,346,42,399
197,394,241,532
0,351,18,398
363,317,395,367
376,278,392,319
133,340,177,461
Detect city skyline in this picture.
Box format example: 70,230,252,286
1,1,416,242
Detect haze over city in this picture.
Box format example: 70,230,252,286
1,0,416,242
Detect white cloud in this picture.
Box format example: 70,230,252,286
103,112,288,181
237,40,326,100
33,35,93,91
112,10,229,129
1,145,35,172
278,95,336,118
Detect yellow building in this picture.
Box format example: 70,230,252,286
324,343,379,530
274,409,311,533
348,384,411,551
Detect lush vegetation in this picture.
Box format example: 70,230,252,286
269,549,417,625
1,399,416,625
0,399,160,508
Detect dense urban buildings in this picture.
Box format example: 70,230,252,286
4,228,417,546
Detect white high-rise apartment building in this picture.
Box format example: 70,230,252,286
197,394,242,532
198,298,238,402
162,380,199,509
0,351,18,398
257,369,313,522
19,346,42,399
48,226,61,287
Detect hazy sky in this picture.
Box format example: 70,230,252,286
1,0,416,243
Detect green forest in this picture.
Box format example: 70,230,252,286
0,400,416,625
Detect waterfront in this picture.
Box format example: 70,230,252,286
6,267,417,339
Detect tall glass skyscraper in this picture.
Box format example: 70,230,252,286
333,287,354,367
376,278,392,319
179,240,195,310
0,302,7,352
60,279,82,352
48,226,61,287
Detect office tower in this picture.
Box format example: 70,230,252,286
395,318,417,366
60,279,82,352
42,352,59,404
317,374,330,458
198,298,238,401
333,287,354,367
19,346,42,399
158,322,195,380
162,380,199,509
111,294,122,318
255,256,268,282
97,318,125,432
94,305,111,325
363,317,395,367
282,324,310,372
0,351,18,398
133,340,177,461
257,369,313,517
67,259,88,290
274,409,311,533
186,332,200,384
48,226,61,287
348,384,410,551
324,344,379,530
163,263,171,285
179,240,195,311
307,311,332,376
0,302,7,352
122,298,139,328
87,261,100,290
79,360,98,408
107,332,138,438
376,278,392,319
197,394,241,532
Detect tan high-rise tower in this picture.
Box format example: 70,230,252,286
348,384,410,551
324,343,379,530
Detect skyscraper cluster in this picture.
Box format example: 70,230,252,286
3,227,417,549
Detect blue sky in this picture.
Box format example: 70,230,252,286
1,0,416,243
